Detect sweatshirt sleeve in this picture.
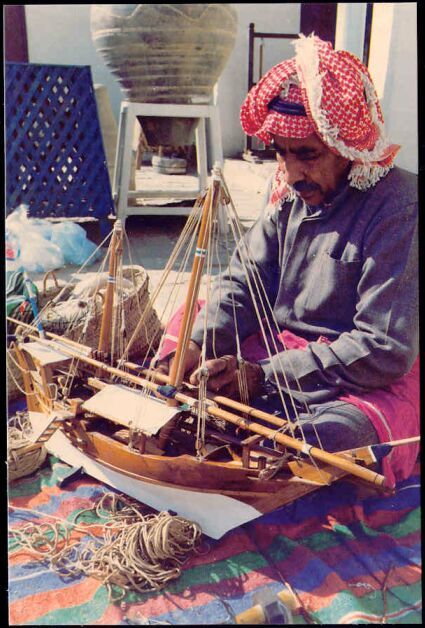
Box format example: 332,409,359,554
261,201,419,403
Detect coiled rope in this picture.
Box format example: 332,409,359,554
9,492,203,602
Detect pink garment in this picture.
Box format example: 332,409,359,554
158,303,420,488
158,300,206,360
338,362,420,489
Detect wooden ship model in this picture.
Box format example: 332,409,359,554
8,165,406,539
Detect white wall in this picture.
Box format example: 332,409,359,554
215,4,301,156
335,3,367,60
368,3,417,173
24,3,300,158
336,2,417,174
25,4,123,122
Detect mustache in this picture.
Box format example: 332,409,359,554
292,181,321,193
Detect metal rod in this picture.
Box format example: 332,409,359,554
251,31,299,39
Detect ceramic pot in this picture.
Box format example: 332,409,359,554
91,4,238,146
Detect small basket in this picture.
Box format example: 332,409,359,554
38,270,68,310
8,415,48,481
41,265,162,358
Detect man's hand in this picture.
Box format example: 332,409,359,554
189,355,265,399
154,340,202,380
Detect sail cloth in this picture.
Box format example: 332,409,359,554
158,302,419,489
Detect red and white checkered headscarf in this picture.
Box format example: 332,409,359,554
240,34,400,202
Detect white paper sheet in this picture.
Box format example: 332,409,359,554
46,430,262,539
82,384,182,434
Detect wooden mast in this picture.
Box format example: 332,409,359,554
97,219,123,356
168,166,222,390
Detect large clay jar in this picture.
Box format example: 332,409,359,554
90,4,238,146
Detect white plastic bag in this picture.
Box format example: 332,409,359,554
50,222,100,266
72,272,134,298
19,231,64,273
6,206,64,272
5,205,100,272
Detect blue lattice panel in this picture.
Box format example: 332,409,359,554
5,63,115,220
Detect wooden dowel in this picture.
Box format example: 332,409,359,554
8,316,93,353
345,436,420,453
205,405,387,488
168,175,221,390
98,220,122,354
384,437,420,447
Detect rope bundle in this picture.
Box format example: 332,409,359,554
8,412,47,481
9,492,203,602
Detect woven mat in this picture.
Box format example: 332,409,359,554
8,454,421,625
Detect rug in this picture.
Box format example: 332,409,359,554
8,455,421,625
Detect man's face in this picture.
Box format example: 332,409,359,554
272,133,350,206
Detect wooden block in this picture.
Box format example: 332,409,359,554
287,459,335,485
68,398,85,416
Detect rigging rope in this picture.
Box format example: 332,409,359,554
220,172,327,478
221,176,321,427
128,204,204,435
121,194,205,362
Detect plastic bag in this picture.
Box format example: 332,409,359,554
19,231,64,273
50,222,101,266
5,205,100,272
6,229,21,271
5,205,61,272
29,217,54,241
6,204,30,233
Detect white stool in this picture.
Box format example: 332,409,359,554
112,102,223,225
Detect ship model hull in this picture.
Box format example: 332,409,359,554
9,168,393,539
29,403,347,539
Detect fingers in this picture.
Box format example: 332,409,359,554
155,361,170,375
189,356,227,386
156,350,264,400
189,355,237,392
184,341,202,374
154,342,201,383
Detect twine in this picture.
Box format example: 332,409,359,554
8,412,47,481
9,492,203,602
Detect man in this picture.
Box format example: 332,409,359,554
157,35,419,486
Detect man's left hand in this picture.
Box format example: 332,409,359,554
189,355,265,399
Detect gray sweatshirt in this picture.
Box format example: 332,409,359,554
191,166,418,403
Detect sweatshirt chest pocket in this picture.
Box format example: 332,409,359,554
302,252,362,315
